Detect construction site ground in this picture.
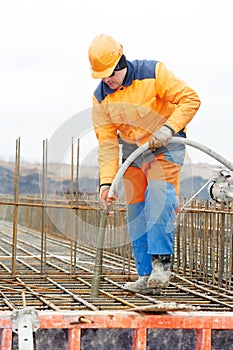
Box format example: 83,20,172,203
0,220,233,349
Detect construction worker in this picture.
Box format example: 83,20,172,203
88,33,201,293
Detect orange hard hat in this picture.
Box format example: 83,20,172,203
88,34,123,79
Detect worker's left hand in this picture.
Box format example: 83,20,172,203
149,125,174,151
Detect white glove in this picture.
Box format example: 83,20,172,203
99,184,117,212
99,185,111,206
149,125,174,151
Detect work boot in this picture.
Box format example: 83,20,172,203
123,276,152,293
147,255,171,288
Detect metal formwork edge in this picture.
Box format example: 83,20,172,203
1,311,233,350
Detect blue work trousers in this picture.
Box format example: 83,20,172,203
123,146,184,276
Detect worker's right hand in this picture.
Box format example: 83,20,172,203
100,184,110,202
99,184,115,213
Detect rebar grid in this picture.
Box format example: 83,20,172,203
0,137,233,313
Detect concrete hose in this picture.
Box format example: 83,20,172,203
108,137,233,199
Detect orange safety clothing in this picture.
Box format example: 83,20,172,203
92,59,201,185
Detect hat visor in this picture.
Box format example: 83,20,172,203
91,66,115,79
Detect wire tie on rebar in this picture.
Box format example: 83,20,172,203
70,317,94,325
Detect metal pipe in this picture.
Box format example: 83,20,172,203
70,137,75,274
91,210,108,297
72,138,80,275
12,137,20,275
41,139,48,274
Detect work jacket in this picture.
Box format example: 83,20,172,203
92,60,201,185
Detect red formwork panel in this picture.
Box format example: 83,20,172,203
1,311,233,350
0,312,12,350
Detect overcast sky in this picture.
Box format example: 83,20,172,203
1,0,232,168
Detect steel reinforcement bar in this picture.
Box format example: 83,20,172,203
0,221,233,313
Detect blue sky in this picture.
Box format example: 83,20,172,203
1,0,232,167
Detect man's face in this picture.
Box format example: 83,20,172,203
102,68,127,90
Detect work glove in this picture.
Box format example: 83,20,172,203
99,184,117,213
149,125,174,151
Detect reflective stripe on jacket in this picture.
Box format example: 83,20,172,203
92,60,201,185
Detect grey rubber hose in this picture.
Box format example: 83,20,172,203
108,137,233,198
